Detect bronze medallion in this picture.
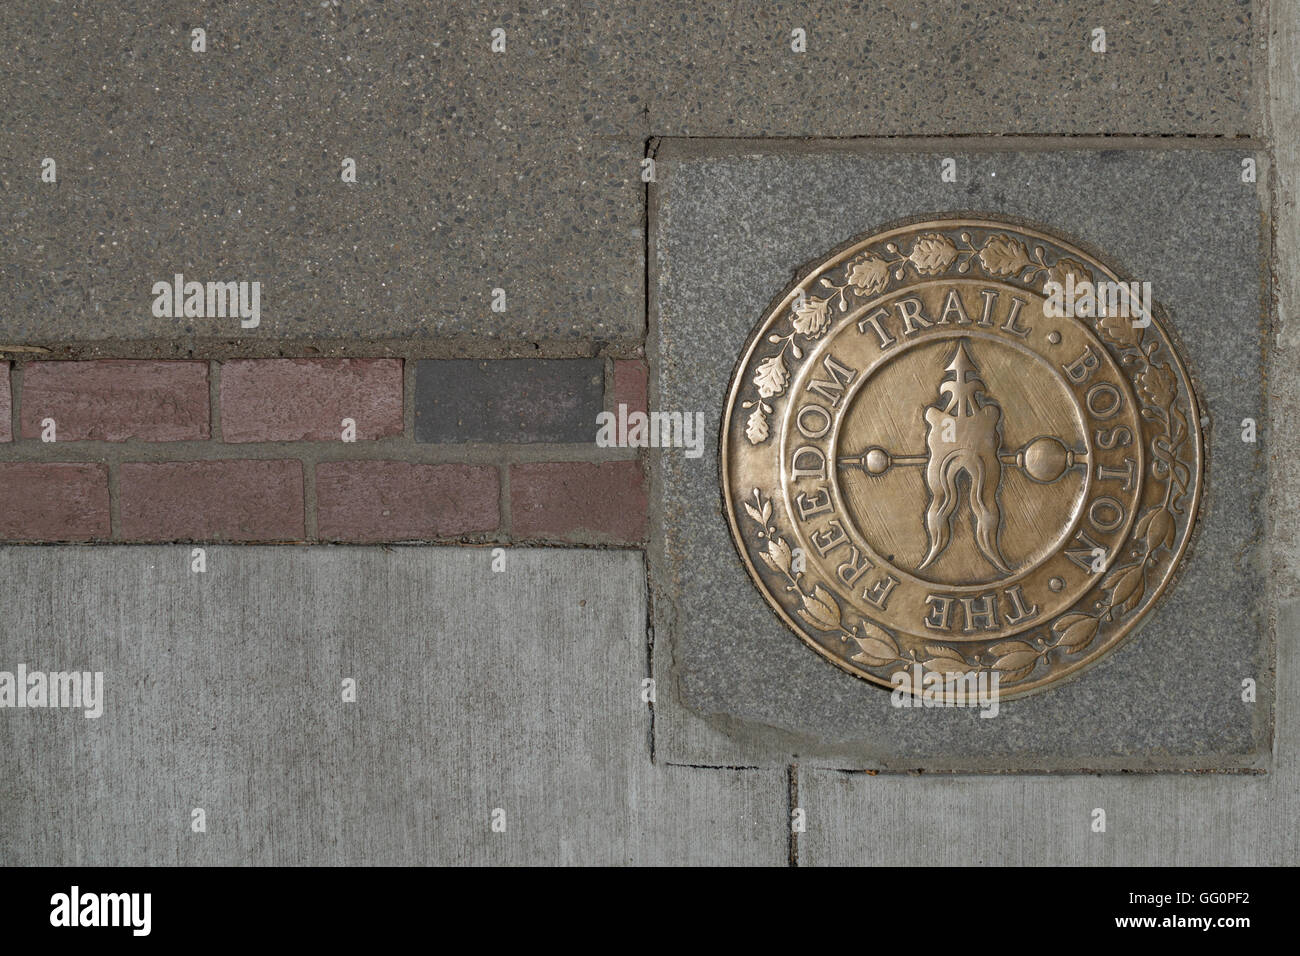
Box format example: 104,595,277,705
721,218,1204,700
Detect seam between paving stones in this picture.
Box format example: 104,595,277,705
644,135,670,771
208,360,222,441
768,764,1269,777
641,135,661,766
6,363,18,441
0,339,648,362
0,541,650,554
661,752,1270,778
1263,0,1293,784
650,133,1267,157
1258,0,1285,773
401,360,417,442
0,439,640,464
1257,154,1278,765
787,764,799,867
645,595,656,766
643,137,658,345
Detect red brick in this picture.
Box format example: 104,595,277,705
0,463,109,540
18,361,208,442
612,359,648,415
0,363,11,442
316,461,499,542
119,460,304,541
510,461,647,543
220,359,403,442
19,360,209,442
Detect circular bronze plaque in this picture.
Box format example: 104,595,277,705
721,217,1204,700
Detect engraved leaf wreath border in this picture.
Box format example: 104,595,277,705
738,229,1195,688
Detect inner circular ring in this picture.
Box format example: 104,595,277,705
829,330,1089,590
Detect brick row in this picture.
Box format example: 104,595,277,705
8,358,403,443
0,357,651,445
0,358,649,544
0,459,646,544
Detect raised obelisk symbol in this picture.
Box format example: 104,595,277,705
917,339,1012,574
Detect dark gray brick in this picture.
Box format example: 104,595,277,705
415,359,604,443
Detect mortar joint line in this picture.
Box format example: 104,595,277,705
787,763,799,868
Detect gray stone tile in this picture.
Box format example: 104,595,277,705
415,359,604,443
651,142,1269,771
0,546,784,865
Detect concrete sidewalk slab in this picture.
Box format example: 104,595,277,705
0,1,1259,348
0,546,784,865
578,1,1257,138
795,768,1291,865
0,0,644,345
651,142,1270,772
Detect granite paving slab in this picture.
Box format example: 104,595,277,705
651,141,1270,771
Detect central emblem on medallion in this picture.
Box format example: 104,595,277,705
721,218,1203,699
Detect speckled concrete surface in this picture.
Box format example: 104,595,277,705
0,2,644,345
0,1,1257,347
576,0,1256,137
651,143,1269,771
